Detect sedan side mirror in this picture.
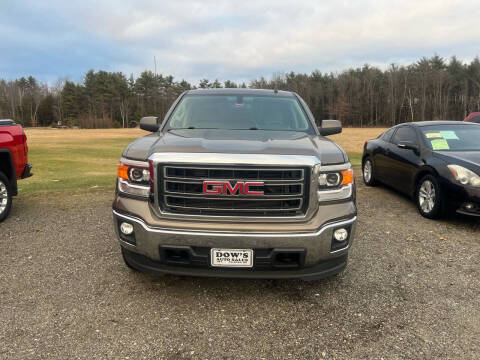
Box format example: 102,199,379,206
397,141,419,153
140,116,160,132
319,119,342,136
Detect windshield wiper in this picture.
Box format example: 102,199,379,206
169,127,223,131
231,127,300,132
228,127,260,130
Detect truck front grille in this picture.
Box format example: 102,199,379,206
158,165,309,217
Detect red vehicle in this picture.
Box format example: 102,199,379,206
0,119,32,221
464,112,480,123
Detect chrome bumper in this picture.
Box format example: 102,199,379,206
113,210,356,266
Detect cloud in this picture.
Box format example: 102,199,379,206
1,0,479,83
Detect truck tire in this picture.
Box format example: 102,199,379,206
0,172,12,222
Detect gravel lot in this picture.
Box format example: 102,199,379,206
1,174,479,359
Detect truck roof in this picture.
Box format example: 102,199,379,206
186,88,295,97
0,119,15,126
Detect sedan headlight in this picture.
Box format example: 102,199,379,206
317,167,354,201
117,159,151,197
447,165,480,187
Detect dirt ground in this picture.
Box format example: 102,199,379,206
1,172,479,359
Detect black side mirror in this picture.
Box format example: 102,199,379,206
319,119,342,136
140,116,160,132
397,141,419,153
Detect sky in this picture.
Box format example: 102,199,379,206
1,0,479,84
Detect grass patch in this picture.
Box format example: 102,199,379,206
20,128,146,195
19,127,382,195
348,153,362,167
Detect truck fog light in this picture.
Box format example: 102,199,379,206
333,228,348,242
120,222,134,235
465,203,474,210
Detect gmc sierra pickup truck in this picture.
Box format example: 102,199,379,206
113,89,357,280
0,119,32,222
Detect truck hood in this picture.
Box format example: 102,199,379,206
124,129,347,165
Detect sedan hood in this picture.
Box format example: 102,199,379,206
434,151,480,173
124,129,347,165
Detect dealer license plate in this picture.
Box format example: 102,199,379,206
210,248,253,268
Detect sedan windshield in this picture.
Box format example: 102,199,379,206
167,94,314,133
420,124,480,151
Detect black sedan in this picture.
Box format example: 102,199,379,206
362,121,480,219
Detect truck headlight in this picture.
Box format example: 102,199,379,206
117,159,151,197
447,165,480,187
129,168,150,183
317,168,354,201
318,169,353,189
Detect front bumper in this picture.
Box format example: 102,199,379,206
112,208,356,280
122,247,348,281
442,180,480,217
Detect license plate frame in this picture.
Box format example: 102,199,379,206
210,248,254,268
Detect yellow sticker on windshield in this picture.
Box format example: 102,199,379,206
426,133,442,138
439,131,459,140
431,138,450,150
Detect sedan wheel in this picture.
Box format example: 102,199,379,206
362,158,376,186
418,180,436,213
416,175,444,219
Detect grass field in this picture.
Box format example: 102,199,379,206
20,127,386,195
329,128,386,167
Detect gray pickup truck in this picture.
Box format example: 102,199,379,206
113,89,356,280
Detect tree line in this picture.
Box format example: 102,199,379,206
1,55,479,128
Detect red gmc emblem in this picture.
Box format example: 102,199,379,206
203,181,264,196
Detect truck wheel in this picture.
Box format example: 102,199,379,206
0,172,12,222
362,157,377,186
415,175,444,219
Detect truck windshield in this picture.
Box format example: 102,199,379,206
420,124,480,151
167,94,314,133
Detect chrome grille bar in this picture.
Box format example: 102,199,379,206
164,180,304,198
165,197,303,211
164,166,304,182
